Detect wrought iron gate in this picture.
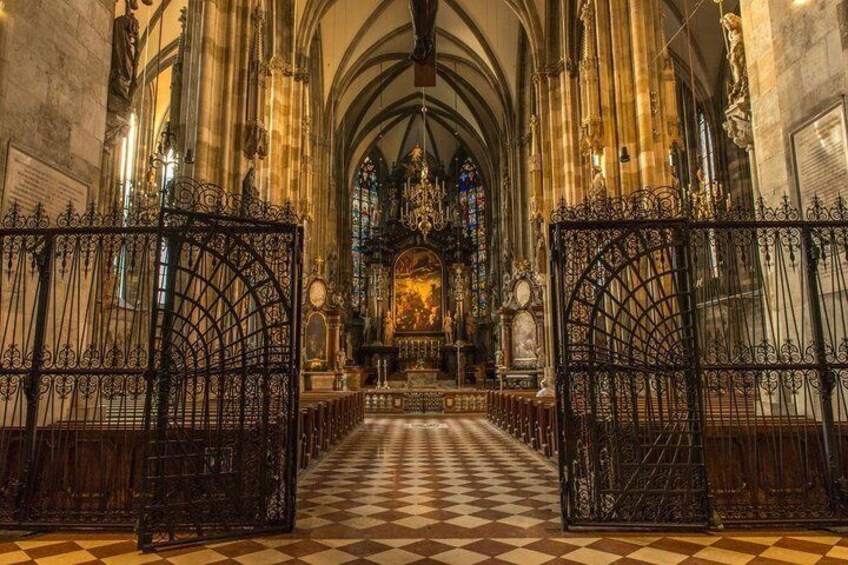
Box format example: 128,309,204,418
0,178,303,547
138,179,304,550
550,188,848,529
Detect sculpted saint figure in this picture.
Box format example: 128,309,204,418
109,11,141,114
465,313,478,340
443,310,455,344
336,347,347,372
383,312,395,346
590,166,607,198
242,166,258,200
721,14,747,98
109,1,156,115
363,315,373,344
409,0,439,62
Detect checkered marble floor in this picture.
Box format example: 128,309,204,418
1,416,847,564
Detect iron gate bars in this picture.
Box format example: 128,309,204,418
0,178,304,547
550,187,848,529
0,204,158,528
137,179,303,550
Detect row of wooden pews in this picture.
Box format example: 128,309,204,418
298,391,365,471
487,391,558,460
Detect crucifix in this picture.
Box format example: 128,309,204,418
409,0,438,87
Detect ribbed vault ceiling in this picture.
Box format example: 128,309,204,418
300,0,546,182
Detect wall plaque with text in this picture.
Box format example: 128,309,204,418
791,100,848,210
2,144,90,219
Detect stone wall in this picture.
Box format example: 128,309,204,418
0,0,113,205
742,0,848,204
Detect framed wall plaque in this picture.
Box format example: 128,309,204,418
2,143,90,218
790,98,848,210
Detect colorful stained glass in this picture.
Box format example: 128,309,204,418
351,157,380,313
457,157,488,317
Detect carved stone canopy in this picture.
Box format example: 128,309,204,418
500,263,543,314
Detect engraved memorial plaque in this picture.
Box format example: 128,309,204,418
791,101,848,210
2,144,89,218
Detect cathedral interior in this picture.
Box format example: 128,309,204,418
0,0,848,562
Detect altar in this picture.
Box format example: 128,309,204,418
351,147,485,389
405,369,439,388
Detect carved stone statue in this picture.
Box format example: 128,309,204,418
534,226,546,275
336,347,347,372
242,166,258,200
108,10,141,116
465,314,478,341
326,250,339,284
501,236,514,276
537,367,555,398
722,14,747,99
721,13,753,151
589,166,607,198
409,0,439,63
495,349,504,368
443,310,455,344
363,314,373,344
534,343,545,369
383,312,395,346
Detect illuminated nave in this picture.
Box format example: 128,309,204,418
0,0,846,561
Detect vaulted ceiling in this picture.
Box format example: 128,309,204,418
300,0,736,186
299,0,547,185
121,0,736,189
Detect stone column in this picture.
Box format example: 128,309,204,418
192,1,253,190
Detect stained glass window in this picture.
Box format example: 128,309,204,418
352,156,380,313
458,158,487,317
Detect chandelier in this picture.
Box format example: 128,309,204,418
402,158,448,239
401,99,448,240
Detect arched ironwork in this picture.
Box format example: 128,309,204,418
550,187,848,529
0,178,304,549
139,179,303,550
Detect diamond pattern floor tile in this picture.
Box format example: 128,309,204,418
0,417,844,564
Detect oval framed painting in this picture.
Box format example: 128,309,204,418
515,280,532,308
308,280,327,309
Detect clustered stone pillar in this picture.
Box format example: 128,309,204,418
537,0,680,208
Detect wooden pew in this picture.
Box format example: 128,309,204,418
487,391,557,460
298,392,365,472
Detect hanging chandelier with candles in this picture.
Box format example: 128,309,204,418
401,102,448,240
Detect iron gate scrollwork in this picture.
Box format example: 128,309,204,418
138,179,304,550
0,177,304,547
551,187,848,529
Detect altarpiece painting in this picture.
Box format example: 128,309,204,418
394,248,443,333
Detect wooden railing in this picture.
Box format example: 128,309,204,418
364,390,488,414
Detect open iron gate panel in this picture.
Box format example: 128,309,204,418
550,187,848,529
138,180,304,550
0,178,304,549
